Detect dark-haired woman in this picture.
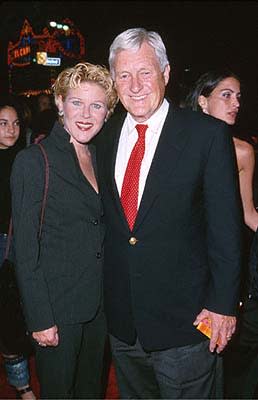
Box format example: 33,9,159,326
0,97,36,399
185,69,258,232
185,70,258,398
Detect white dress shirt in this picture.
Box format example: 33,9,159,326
115,99,169,208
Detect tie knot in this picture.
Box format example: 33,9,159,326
135,124,148,139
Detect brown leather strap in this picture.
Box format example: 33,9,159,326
4,219,13,260
37,143,49,238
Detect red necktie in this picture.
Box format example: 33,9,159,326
121,124,148,230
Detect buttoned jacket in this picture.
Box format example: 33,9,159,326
11,122,104,332
96,104,243,351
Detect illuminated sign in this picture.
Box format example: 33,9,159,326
8,18,86,95
44,57,61,66
36,52,61,66
36,52,47,65
8,18,85,68
14,46,31,59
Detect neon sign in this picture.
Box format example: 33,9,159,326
13,45,31,59
8,18,85,68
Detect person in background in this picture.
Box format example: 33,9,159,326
30,94,57,145
251,132,258,210
10,62,117,399
20,100,33,147
185,69,258,232
0,95,36,399
96,27,243,399
30,107,57,144
35,93,53,113
185,69,258,398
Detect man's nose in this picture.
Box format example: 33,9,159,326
130,75,143,93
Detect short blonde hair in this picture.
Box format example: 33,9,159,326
52,62,118,119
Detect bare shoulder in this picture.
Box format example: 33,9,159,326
233,137,254,160
233,137,255,173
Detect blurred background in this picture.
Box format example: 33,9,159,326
0,0,258,138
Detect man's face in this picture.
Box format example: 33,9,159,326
113,42,170,122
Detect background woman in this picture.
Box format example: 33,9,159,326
185,69,258,398
0,95,36,399
185,69,258,232
10,62,117,399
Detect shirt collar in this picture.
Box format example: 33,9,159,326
126,99,169,136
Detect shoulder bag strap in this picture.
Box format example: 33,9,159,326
4,219,13,260
37,143,49,239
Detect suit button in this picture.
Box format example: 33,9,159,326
96,252,101,259
129,237,137,245
92,218,99,225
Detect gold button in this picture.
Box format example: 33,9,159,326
129,237,137,245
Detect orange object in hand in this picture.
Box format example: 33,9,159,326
196,318,221,345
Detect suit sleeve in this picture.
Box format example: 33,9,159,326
203,124,243,316
10,147,55,331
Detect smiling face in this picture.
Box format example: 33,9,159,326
57,81,108,146
113,42,170,122
198,77,241,125
0,106,20,149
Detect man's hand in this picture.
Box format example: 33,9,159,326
193,308,236,353
32,325,59,347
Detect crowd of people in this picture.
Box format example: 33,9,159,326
0,26,258,399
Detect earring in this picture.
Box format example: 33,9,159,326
58,110,64,117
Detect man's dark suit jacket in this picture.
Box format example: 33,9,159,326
11,122,105,332
96,104,243,352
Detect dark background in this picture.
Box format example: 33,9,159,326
1,0,258,135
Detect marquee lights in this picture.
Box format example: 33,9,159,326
8,18,85,68
7,18,86,95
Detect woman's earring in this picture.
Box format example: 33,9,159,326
58,110,64,117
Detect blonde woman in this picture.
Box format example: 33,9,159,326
11,63,117,399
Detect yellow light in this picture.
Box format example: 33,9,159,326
36,52,47,65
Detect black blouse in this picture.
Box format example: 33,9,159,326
0,146,21,233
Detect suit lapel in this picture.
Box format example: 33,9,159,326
104,113,130,229
134,107,191,230
105,107,191,232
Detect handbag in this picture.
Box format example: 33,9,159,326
0,143,49,355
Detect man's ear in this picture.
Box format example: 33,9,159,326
198,95,209,114
163,64,170,86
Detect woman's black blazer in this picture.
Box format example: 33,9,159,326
11,122,105,332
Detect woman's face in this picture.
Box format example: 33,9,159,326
57,81,108,146
198,77,241,125
0,106,20,149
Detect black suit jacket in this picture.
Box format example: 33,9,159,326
96,105,243,351
11,122,105,332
